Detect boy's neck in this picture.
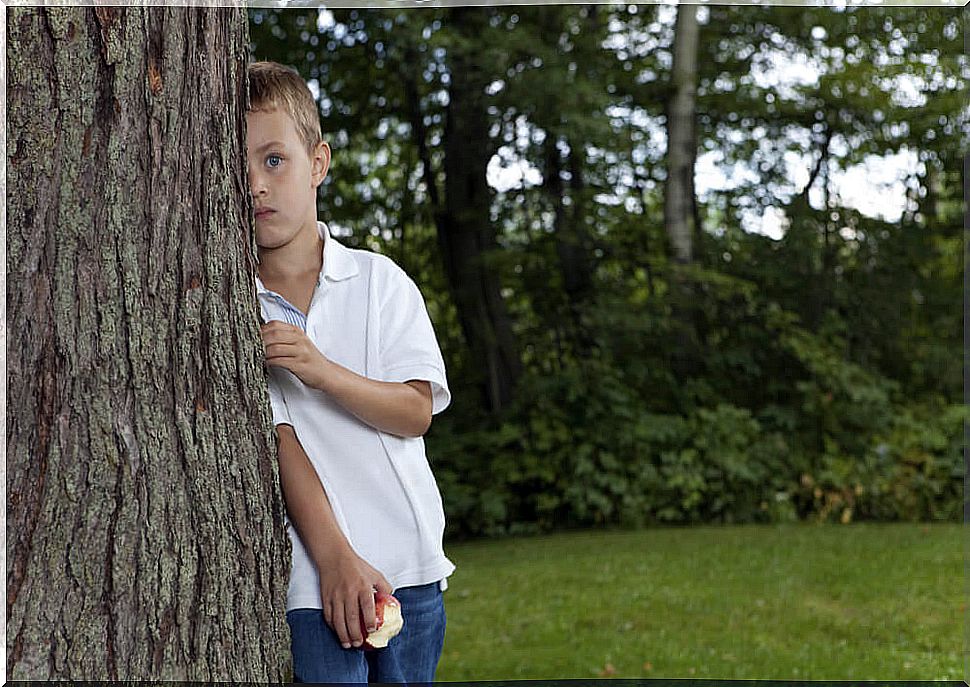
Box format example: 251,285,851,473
258,219,324,284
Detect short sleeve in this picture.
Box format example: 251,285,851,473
267,370,293,426
379,269,451,415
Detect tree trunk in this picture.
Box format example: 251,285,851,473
438,7,522,413
543,135,596,355
664,4,699,265
7,6,290,680
663,5,700,392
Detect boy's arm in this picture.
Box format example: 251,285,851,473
262,321,433,437
276,423,394,648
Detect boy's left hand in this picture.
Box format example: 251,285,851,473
260,321,328,389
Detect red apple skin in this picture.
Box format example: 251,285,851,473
360,591,401,651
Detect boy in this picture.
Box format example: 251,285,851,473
247,61,455,683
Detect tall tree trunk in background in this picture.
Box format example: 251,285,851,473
534,7,596,356
437,7,522,413
543,135,596,354
663,4,700,391
664,4,699,265
784,127,831,332
7,6,290,680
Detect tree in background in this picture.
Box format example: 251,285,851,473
664,4,701,382
664,4,699,266
7,6,289,679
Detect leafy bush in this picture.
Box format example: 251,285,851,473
793,400,968,524
429,295,964,538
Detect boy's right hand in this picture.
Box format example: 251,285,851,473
318,548,394,650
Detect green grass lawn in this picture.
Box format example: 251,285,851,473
436,522,963,681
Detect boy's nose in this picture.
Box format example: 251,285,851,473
249,171,267,196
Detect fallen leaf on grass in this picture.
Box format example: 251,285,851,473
642,661,653,672
598,663,616,677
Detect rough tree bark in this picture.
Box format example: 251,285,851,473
7,6,290,680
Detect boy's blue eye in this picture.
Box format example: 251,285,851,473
267,154,282,168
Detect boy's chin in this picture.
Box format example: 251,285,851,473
255,217,319,251
255,227,297,249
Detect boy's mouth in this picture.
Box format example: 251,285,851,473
255,208,276,219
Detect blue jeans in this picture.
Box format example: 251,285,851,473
287,582,446,684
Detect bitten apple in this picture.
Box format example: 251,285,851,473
360,591,404,650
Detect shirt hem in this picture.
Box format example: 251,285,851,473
286,559,456,611
386,559,456,592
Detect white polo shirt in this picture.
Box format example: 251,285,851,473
257,221,455,610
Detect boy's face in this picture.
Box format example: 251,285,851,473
246,107,330,250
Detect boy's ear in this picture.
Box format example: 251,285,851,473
311,140,331,188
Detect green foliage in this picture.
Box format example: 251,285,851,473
794,400,968,524
874,402,968,521
430,261,963,536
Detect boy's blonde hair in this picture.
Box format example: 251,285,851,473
248,61,323,154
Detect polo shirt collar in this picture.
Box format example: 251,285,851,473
318,221,359,283
255,221,358,294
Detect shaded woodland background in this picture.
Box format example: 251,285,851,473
249,4,965,538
